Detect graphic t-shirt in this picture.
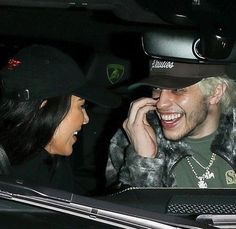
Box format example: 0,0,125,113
173,132,236,188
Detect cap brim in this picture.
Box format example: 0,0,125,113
129,75,203,90
74,83,121,108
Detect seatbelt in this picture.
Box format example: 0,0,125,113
0,146,11,175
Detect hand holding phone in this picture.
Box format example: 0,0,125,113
123,97,158,158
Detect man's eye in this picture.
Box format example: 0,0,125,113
152,88,161,98
172,88,185,94
153,88,162,92
152,88,162,94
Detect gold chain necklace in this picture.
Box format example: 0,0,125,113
186,153,216,188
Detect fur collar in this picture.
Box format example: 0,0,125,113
211,108,236,170
148,109,236,170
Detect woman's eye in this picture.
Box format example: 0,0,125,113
81,103,88,109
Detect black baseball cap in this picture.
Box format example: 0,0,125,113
129,59,227,90
0,45,121,108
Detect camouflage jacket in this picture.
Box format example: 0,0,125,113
105,110,236,188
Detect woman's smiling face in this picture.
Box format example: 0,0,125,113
45,95,89,156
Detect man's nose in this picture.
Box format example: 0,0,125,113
156,89,173,109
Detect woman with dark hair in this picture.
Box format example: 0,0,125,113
0,44,120,194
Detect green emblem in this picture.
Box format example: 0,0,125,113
106,64,124,84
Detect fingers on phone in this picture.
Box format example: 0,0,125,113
128,98,156,122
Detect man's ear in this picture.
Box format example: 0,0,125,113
209,84,226,105
40,100,47,109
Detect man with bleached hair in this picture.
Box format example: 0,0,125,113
106,57,236,189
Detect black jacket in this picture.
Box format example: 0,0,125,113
10,149,75,193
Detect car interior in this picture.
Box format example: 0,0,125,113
0,0,236,228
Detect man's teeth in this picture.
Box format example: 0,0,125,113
161,113,181,121
74,131,78,135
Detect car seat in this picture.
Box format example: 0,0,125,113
0,146,11,175
70,53,132,195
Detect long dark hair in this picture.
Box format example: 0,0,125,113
0,95,72,165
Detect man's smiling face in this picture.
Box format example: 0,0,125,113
153,84,210,140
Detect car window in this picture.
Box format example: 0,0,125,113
0,1,235,228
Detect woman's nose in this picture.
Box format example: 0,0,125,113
83,109,89,124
